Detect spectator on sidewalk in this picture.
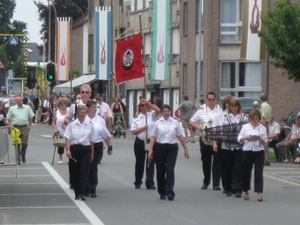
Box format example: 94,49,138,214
268,115,281,162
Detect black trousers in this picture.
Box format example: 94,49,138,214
69,145,91,196
153,143,178,198
222,148,243,192
199,139,221,187
88,142,103,191
269,140,280,162
242,150,264,193
133,137,155,187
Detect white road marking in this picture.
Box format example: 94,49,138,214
41,135,53,138
42,162,105,225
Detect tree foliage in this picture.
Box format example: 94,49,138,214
34,0,88,62
0,0,27,76
259,0,300,82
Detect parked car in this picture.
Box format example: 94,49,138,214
239,98,260,114
280,109,300,137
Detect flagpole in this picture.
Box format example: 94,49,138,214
139,13,148,144
168,0,172,107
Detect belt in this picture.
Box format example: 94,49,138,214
13,124,27,127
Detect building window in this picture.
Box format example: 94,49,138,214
183,2,188,35
88,34,94,64
220,62,262,98
220,0,243,42
131,0,148,11
183,63,188,94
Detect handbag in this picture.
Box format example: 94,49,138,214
53,134,66,147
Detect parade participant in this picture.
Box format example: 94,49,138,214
189,92,222,190
148,104,189,201
96,95,113,133
213,98,248,198
52,97,69,164
86,100,113,198
7,95,35,164
131,98,160,189
238,108,267,202
64,104,94,201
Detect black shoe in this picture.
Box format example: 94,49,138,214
213,186,221,191
223,190,226,194
91,192,97,198
75,195,80,200
123,132,126,138
135,185,141,189
80,195,86,201
146,186,156,190
235,191,242,198
70,184,74,190
264,161,271,166
160,195,166,200
167,195,174,201
201,184,208,190
226,191,232,197
22,158,26,163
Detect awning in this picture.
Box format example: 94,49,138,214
53,74,96,94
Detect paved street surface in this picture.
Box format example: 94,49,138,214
1,124,300,225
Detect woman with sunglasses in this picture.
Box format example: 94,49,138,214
131,98,161,189
148,104,189,200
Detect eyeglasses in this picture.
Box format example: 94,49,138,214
208,98,215,101
81,91,90,94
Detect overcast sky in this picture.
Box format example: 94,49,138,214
13,0,48,45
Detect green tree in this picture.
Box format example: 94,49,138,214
34,0,88,62
259,0,300,82
0,0,27,77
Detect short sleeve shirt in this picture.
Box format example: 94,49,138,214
7,104,35,126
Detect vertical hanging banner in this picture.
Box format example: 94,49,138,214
95,7,112,80
151,0,170,80
115,34,144,84
56,17,71,81
240,0,267,61
123,0,131,6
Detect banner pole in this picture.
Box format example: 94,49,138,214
138,13,148,146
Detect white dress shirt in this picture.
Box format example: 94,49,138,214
88,115,112,143
64,119,94,146
151,116,184,144
238,123,268,151
131,111,157,140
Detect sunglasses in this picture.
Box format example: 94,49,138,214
81,91,90,94
208,98,215,101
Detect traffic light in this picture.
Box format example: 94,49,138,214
46,62,56,82
26,72,36,89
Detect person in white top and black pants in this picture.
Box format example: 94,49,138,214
131,98,161,189
148,104,189,200
189,92,222,190
64,104,94,201
238,108,268,202
86,100,112,198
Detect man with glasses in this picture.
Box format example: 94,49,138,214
65,84,92,122
189,92,222,191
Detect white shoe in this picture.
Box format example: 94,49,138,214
59,161,63,164
283,159,289,163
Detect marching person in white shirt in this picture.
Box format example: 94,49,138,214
64,104,94,201
85,100,112,198
238,108,268,202
131,98,160,190
213,98,248,198
148,104,189,201
189,92,222,191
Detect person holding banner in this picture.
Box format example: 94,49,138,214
131,98,160,190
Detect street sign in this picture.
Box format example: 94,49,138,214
0,60,5,69
9,36,18,45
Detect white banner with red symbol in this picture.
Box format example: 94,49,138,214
56,17,71,81
240,0,267,61
95,7,112,80
151,0,170,80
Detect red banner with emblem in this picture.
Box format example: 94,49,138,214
115,34,144,84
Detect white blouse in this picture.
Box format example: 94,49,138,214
131,111,157,140
64,119,94,146
151,117,184,144
88,115,112,143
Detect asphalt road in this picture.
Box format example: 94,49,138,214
0,123,300,225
